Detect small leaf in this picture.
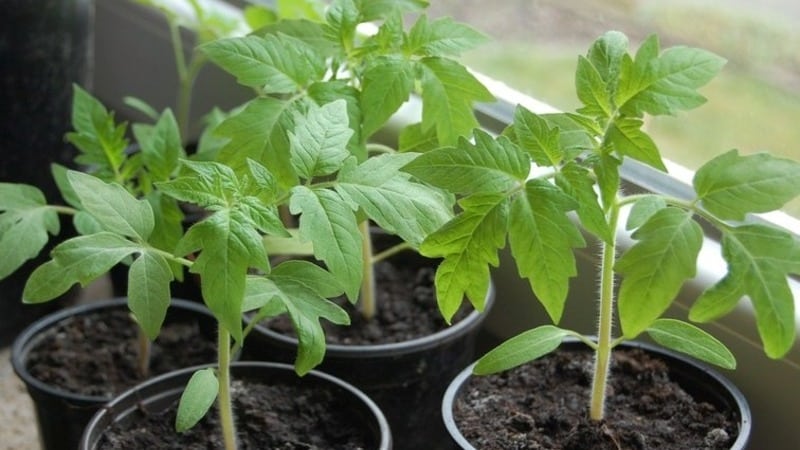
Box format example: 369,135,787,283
555,163,612,244
138,109,183,181
509,180,584,323
474,325,571,375
398,122,439,153
694,149,800,221
157,160,237,208
67,85,129,175
646,319,736,369
406,15,488,57
689,273,746,323
403,131,529,195
67,171,154,240
290,186,362,302
575,55,612,118
617,208,703,338
626,195,667,230
417,57,494,145
512,106,563,166
360,56,414,139
607,117,666,171
421,193,509,321
289,100,353,179
128,252,174,340
0,183,60,279
176,368,219,432
308,81,363,159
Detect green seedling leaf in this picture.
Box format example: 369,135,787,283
693,225,800,358
158,160,238,208
246,262,348,374
512,106,564,167
626,195,667,231
617,208,703,338
509,180,584,323
216,97,297,188
122,96,160,121
607,117,666,171
176,368,219,432
694,149,800,221
290,186,362,301
360,56,414,139
358,0,428,21
67,85,128,176
575,55,613,118
619,41,726,117
51,164,82,209
201,34,324,92
474,325,572,375
555,162,613,244
406,15,488,57
137,109,184,181
128,251,174,340
0,183,60,279
403,131,529,195
23,232,141,303
585,30,629,88
337,154,453,247
420,193,508,321
289,100,353,179
325,0,359,45
398,122,439,153
646,319,736,369
263,229,314,256
308,81,363,159
417,57,494,145
67,171,154,240
177,210,268,341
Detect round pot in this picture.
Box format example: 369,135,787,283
442,339,752,450
80,361,392,449
248,282,494,450
11,297,216,450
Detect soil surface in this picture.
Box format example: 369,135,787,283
97,378,375,449
267,257,472,345
452,347,740,449
26,307,217,397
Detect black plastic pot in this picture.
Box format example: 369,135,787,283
10,298,216,450
80,361,392,449
0,0,95,347
248,280,494,450
442,339,752,449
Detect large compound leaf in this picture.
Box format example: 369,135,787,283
289,100,353,179
694,149,800,221
420,193,508,321
403,130,529,195
691,225,800,358
509,180,584,323
337,154,453,247
290,186,362,302
67,171,154,241
616,208,703,338
246,262,348,374
0,184,60,279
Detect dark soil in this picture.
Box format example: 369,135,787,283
267,258,472,345
27,306,217,397
453,348,740,450
98,378,374,449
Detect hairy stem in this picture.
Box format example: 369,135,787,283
359,221,376,320
589,203,620,421
217,328,237,450
134,317,151,378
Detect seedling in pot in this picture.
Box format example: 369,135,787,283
405,30,800,425
200,0,493,329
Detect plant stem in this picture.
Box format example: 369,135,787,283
359,221,376,320
371,242,411,264
589,202,620,422
217,327,237,450
136,325,151,378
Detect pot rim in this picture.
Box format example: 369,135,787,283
252,282,495,358
441,338,752,450
80,361,392,450
10,297,210,404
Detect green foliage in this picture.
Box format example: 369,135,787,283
176,368,219,432
407,30,800,423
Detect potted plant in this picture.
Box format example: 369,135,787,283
196,1,496,447
403,31,800,448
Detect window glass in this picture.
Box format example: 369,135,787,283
428,0,800,217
